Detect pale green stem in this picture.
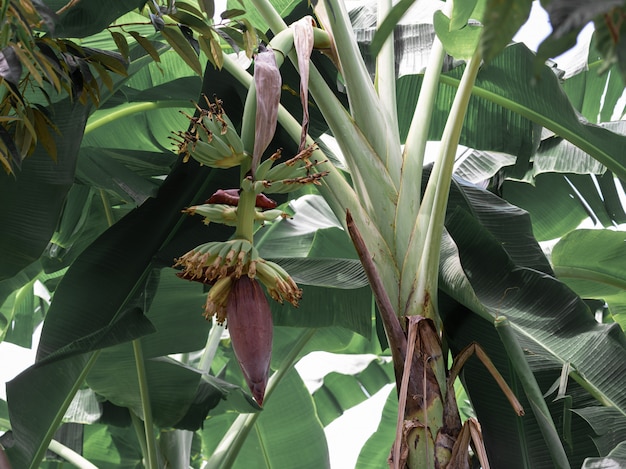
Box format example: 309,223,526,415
495,317,571,469
206,329,317,469
375,0,399,136
233,187,257,242
48,439,99,469
99,188,158,468
395,2,449,264
132,339,159,469
0,419,97,469
130,410,149,465
323,0,402,187
405,46,482,318
84,101,192,135
99,189,115,227
198,320,225,372
29,352,101,469
248,0,287,32
181,322,225,468
238,80,257,177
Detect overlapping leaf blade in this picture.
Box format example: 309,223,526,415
4,156,221,468
201,368,330,469
552,229,626,329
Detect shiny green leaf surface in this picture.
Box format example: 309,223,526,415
552,229,626,329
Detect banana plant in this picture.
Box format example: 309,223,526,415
4,0,626,468
184,0,626,467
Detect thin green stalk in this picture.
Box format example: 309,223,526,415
99,189,115,227
84,101,192,135
238,81,257,177
100,186,159,468
233,187,257,242
248,0,287,32
206,329,317,469
29,352,101,469
131,410,149,464
375,0,399,138
132,339,159,469
48,440,99,469
495,317,571,469
395,4,449,264
404,46,482,319
322,0,402,187
198,321,225,372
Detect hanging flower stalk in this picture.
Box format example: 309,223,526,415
172,44,327,406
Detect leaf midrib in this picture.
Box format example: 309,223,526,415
438,75,626,182
553,265,626,291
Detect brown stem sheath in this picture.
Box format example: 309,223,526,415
345,210,406,373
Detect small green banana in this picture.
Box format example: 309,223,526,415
221,112,245,155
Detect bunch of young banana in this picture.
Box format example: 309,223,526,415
183,202,286,227
175,107,247,169
175,237,301,317
174,238,259,286
253,143,329,194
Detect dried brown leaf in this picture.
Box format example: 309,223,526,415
32,108,58,162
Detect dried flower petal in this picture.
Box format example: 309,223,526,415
252,46,281,176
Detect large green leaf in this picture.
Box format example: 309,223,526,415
440,204,626,462
255,195,351,259
0,37,174,282
44,0,149,38
573,406,626,456
78,45,202,203
502,174,592,241
0,98,90,281
84,268,247,428
271,284,373,337
81,423,143,469
396,70,538,167
201,368,330,468
440,43,626,182
582,441,626,468
4,156,223,468
552,229,626,329
255,194,373,335
356,387,397,468
563,57,626,124
4,310,154,468
442,291,606,468
312,358,394,426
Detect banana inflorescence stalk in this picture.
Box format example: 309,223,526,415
173,95,328,406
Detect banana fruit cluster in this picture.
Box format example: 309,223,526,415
254,144,330,194
172,96,247,168
182,203,287,227
174,238,302,323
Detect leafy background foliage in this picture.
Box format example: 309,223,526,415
2,0,626,468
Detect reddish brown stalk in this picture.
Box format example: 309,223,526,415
345,210,406,376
